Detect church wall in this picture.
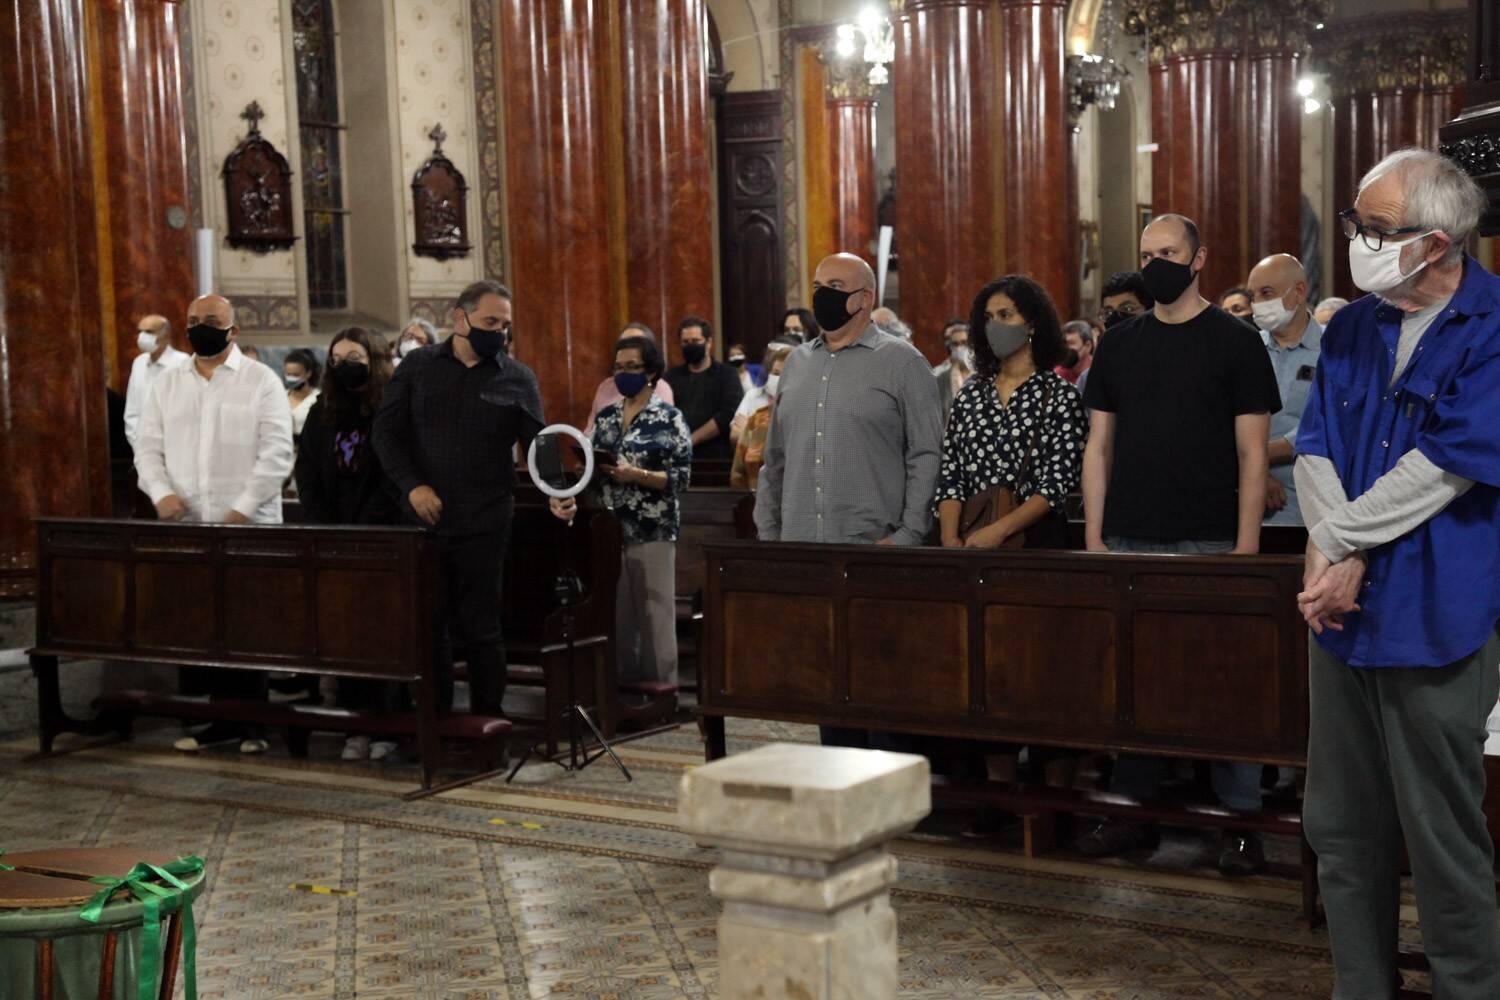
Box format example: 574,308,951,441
710,0,779,92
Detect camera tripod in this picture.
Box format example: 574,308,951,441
505,566,632,783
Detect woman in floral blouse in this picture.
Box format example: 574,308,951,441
551,335,692,688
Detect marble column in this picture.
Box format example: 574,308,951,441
619,0,715,364
90,0,196,385
893,0,1001,361
498,0,618,428
999,0,1076,315
1244,47,1303,264
818,53,881,268
1323,12,1467,298
0,1,112,596
678,743,930,1000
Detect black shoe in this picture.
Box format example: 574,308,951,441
1217,831,1266,877
1074,818,1160,857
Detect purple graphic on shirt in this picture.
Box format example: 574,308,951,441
335,428,364,474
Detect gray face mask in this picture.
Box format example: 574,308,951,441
985,319,1030,360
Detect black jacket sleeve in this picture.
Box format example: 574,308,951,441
372,355,425,497
293,404,331,524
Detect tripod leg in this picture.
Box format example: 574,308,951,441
574,704,631,782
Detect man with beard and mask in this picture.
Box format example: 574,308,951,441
756,251,943,547
663,315,743,461
373,280,544,718
1078,213,1281,874
123,314,187,449
133,293,294,754
1294,149,1500,1000
1245,253,1322,526
1055,320,1094,386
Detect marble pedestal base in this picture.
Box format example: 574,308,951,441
678,742,930,1000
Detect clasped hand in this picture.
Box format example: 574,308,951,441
1298,541,1365,635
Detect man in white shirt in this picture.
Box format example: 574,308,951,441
122,314,187,448
133,294,294,753
135,294,294,525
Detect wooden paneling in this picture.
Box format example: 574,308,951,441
893,0,1000,363
0,0,111,597
316,568,405,663
848,599,968,712
717,90,785,362
620,0,714,362
134,562,213,651
721,592,835,703
702,541,1310,763
49,559,127,648
225,566,309,657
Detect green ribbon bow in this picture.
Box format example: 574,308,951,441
80,855,203,1000
0,850,13,872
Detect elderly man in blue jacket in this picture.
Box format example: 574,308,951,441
1296,148,1500,1000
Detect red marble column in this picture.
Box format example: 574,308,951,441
91,0,195,386
829,96,878,266
893,0,1000,363
0,1,112,596
1244,49,1303,264
619,0,714,363
1150,52,1246,300
499,0,617,428
998,0,1076,316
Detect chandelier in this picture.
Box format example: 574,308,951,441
1067,0,1130,119
835,7,895,87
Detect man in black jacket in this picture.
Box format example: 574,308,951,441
373,280,544,716
663,316,743,461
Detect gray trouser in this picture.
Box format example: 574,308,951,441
1105,536,1262,811
1305,630,1500,1000
616,541,678,687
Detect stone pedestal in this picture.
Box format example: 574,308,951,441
678,743,930,1000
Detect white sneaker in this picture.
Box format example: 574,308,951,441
341,735,371,761
368,740,398,762
238,739,269,755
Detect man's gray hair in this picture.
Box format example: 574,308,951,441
1358,149,1485,265
1315,297,1349,314
1062,319,1095,347
879,318,913,341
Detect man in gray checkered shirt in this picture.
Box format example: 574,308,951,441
755,253,944,545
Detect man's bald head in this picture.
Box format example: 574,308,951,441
1247,253,1308,309
815,252,876,292
811,253,877,340
138,314,171,337
187,294,235,329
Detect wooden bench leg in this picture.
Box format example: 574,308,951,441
704,716,726,761
1022,811,1057,859
97,930,117,1000
37,938,53,1000
157,912,183,1000
32,654,65,754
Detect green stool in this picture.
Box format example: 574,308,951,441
0,848,204,1000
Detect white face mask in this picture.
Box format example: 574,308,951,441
1251,293,1296,334
285,373,306,388
952,345,975,371
1349,231,1434,294
397,337,424,357
765,374,781,398
137,331,158,353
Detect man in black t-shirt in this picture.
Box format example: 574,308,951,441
1079,213,1281,874
662,316,744,461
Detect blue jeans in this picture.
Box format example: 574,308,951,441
1104,536,1263,813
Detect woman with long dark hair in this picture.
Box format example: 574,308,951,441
294,327,402,759
935,274,1085,550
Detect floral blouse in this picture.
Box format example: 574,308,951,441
935,370,1086,512
592,395,694,543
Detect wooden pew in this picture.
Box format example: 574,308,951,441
690,458,734,488
26,517,509,797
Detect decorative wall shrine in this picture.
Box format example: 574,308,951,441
222,101,296,253
411,124,471,260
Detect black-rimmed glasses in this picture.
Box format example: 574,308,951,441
1339,208,1427,252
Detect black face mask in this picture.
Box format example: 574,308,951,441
459,309,507,360
330,360,370,391
1100,308,1133,329
1140,257,1197,306
812,285,862,334
681,342,707,366
1062,348,1081,369
187,322,231,357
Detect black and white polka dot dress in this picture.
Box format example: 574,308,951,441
935,370,1086,512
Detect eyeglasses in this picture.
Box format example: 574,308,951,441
612,363,646,374
1339,209,1427,252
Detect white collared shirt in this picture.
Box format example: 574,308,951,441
134,344,294,523
123,346,189,448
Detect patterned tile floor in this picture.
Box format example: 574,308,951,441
0,719,1428,999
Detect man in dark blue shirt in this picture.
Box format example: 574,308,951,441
1295,149,1500,999
374,280,544,718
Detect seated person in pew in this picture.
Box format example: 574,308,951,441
134,293,295,754
551,334,693,691
756,251,945,749
729,338,798,445
294,326,406,761
374,280,545,718
1080,214,1281,876
730,343,794,490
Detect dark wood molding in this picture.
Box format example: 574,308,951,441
222,100,296,253
410,123,472,260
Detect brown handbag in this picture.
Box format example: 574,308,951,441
958,378,1054,548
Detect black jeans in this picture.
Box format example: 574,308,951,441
434,520,510,716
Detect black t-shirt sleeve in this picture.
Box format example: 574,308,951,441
1082,329,1117,412
1226,318,1282,416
